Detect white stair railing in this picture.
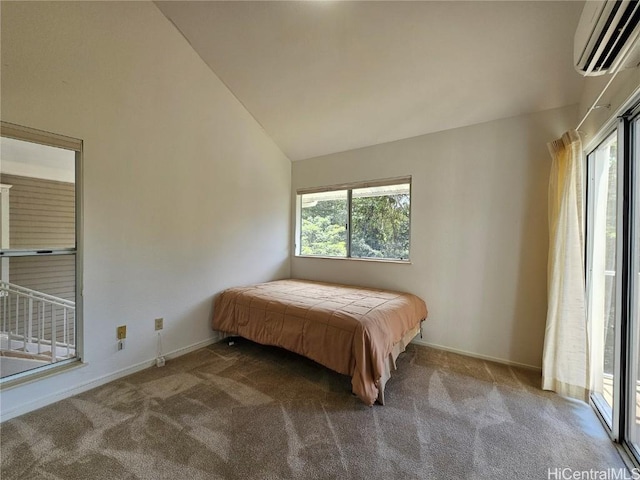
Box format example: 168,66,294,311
0,281,75,362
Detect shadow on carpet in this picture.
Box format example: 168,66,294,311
0,340,627,480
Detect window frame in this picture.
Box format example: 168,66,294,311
0,122,84,386
295,176,412,262
585,127,620,432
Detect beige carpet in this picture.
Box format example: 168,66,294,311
0,340,627,479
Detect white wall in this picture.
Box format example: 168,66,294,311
0,1,291,420
292,105,577,369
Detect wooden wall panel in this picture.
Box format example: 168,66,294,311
1,173,75,249
0,174,76,347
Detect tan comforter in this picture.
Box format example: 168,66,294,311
211,279,428,405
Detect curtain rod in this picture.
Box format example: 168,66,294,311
575,70,620,131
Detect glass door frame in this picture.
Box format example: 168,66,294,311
586,125,622,436
624,109,640,464
585,98,640,468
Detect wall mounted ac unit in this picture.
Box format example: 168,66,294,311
574,0,640,76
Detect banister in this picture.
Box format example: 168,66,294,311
0,281,76,369
0,281,75,309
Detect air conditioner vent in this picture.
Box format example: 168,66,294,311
575,0,640,76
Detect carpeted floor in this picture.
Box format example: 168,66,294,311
0,340,627,479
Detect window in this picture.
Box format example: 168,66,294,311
0,123,82,382
585,100,640,466
296,177,411,261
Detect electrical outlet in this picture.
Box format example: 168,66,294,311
117,325,127,340
155,318,163,331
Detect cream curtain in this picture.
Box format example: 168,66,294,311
542,130,590,401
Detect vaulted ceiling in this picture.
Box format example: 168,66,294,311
156,1,585,161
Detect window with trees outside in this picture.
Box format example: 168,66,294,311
296,178,411,261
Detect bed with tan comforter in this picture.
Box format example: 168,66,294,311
211,279,428,405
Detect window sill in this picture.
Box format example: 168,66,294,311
0,358,87,391
294,255,412,265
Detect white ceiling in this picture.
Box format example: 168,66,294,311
156,1,586,161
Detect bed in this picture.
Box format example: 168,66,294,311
211,279,428,405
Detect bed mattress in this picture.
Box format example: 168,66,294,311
211,279,428,405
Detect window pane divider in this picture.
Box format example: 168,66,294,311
346,189,352,258
0,248,76,257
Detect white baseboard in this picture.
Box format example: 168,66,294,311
0,335,222,423
411,338,542,372
163,335,221,361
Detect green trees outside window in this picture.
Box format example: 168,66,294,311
299,182,410,260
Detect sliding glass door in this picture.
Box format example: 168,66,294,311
586,101,640,466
